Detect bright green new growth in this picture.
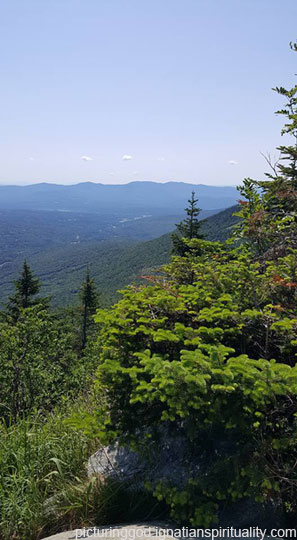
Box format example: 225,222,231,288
86,42,297,526
91,242,297,524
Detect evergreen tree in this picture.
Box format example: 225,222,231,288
80,267,98,350
6,261,41,320
236,41,297,258
171,191,203,255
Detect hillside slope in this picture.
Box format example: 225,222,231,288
0,207,218,263
0,206,239,307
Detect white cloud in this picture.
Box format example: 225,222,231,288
228,160,238,165
29,157,35,161
81,155,93,161
109,172,115,176
122,154,133,161
157,157,165,161
132,171,140,175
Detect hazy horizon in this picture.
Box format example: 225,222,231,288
1,0,297,186
0,179,241,188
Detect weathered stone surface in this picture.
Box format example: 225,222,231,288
86,442,285,530
87,443,145,481
87,434,194,489
42,522,176,540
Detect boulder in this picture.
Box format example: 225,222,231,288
87,442,285,530
87,443,145,482
87,433,195,489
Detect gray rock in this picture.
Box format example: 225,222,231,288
86,440,285,530
87,443,145,481
87,432,197,489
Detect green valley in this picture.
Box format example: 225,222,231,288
0,205,238,307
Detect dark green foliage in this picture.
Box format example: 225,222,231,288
201,204,239,241
15,261,40,306
5,261,42,320
171,191,203,255
80,267,99,350
0,306,84,420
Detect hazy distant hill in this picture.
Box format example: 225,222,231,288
0,205,239,307
0,181,239,215
0,179,240,306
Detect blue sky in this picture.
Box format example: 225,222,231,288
0,0,296,185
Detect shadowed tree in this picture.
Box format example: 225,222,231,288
80,267,99,350
6,260,42,320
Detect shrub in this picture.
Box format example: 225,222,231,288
88,240,297,525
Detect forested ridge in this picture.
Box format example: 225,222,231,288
1,44,297,540
0,205,238,307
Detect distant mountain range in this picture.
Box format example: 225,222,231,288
0,181,239,215
0,181,241,306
